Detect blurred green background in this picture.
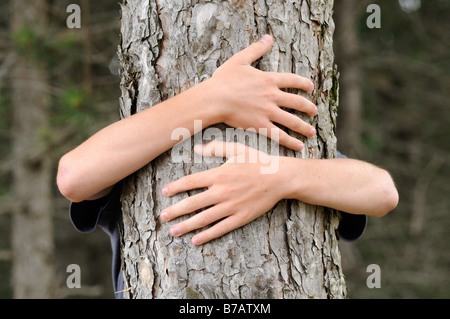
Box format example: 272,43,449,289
0,0,448,298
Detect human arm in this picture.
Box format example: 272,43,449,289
160,141,399,245
57,35,318,202
282,156,399,218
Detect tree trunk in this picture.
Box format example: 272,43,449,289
10,0,55,298
118,0,345,299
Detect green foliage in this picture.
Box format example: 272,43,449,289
51,85,101,137
12,25,38,50
361,132,382,152
49,29,79,53
61,86,87,111
12,25,80,66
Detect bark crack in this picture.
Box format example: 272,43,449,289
120,0,345,299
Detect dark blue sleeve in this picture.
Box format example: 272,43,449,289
70,196,108,234
337,212,367,242
69,182,124,298
69,182,122,235
336,151,368,242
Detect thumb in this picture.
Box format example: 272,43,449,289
229,34,273,65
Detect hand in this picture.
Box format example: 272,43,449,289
207,34,317,151
160,140,290,245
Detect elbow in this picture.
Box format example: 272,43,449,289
56,155,84,203
374,171,399,217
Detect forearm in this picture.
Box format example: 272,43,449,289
57,35,319,203
57,80,218,202
281,157,399,217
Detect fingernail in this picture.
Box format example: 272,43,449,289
192,236,201,245
170,226,180,236
310,128,316,137
310,81,315,91
161,211,168,221
260,34,271,45
162,187,168,196
314,107,319,116
298,143,304,151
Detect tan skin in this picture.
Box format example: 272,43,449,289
57,35,316,202
57,35,399,245
161,141,398,245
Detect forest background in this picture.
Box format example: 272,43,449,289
0,0,448,298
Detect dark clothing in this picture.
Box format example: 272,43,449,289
70,182,124,299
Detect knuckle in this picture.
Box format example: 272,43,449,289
197,213,211,228
263,73,278,87
293,95,307,111
288,115,300,128
184,197,197,212
265,105,278,118
276,130,288,143
302,97,317,114
240,209,253,222
214,170,229,181
283,112,300,130
262,88,278,103
213,222,231,238
297,95,306,107
181,175,195,189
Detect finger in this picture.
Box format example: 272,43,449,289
271,109,316,138
194,140,248,159
161,190,219,222
191,214,245,245
268,72,314,92
275,91,318,117
162,170,214,197
228,34,273,65
169,204,229,238
266,123,304,151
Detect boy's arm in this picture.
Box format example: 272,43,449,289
282,157,399,217
57,35,317,202
160,141,399,245
57,81,218,202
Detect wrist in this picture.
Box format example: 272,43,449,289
182,79,221,128
276,156,304,200
200,76,230,125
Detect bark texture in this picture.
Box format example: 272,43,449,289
118,0,345,299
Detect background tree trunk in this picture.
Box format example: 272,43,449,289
333,0,364,273
118,0,345,299
10,0,55,298
334,0,363,157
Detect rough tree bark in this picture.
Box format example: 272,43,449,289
118,0,345,299
10,0,55,298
